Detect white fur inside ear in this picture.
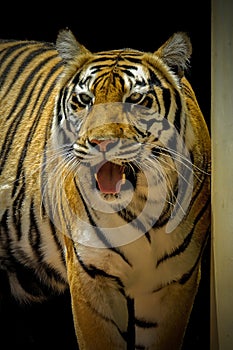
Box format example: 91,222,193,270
156,32,192,72
56,29,90,63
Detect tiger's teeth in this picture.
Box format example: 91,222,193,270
94,173,98,181
122,173,126,184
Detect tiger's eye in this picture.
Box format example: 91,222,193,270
79,93,92,105
126,92,144,104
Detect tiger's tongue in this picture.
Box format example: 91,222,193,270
96,162,124,194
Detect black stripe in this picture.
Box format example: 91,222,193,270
118,64,138,71
94,52,142,61
64,266,128,342
0,210,11,256
112,71,125,89
91,71,111,87
135,78,146,87
121,68,135,78
154,89,161,115
123,57,142,64
135,318,158,328
74,179,134,266
55,88,64,125
152,229,210,293
145,232,151,243
61,86,69,120
162,88,171,119
89,56,117,63
140,95,154,109
27,199,67,285
2,47,56,99
0,210,8,233
9,73,45,196
118,207,148,233
132,126,148,138
11,61,63,197
148,69,162,87
80,75,92,87
36,145,67,260
6,52,58,112
179,226,210,284
173,90,182,133
0,41,39,59
109,246,133,267
47,183,70,266
156,197,210,267
30,200,66,279
49,218,66,264
0,43,39,90
146,62,172,86
40,147,73,264
12,171,26,240
90,64,115,74
117,190,140,224
74,177,114,248
40,146,50,218
29,200,41,254
13,256,66,299
74,244,125,293
14,261,54,298
70,70,82,86
0,54,61,178
127,297,135,350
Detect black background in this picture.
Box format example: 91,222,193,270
0,1,210,349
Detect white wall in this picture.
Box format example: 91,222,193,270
212,1,233,348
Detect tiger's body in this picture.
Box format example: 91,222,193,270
0,30,210,349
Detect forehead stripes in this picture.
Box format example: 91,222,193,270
71,50,176,95
73,51,146,89
63,49,184,133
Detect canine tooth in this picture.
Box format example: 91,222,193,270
122,173,126,184
94,173,98,181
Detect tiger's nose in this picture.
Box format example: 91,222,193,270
90,139,117,152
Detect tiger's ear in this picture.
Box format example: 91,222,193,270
155,32,192,77
56,29,91,63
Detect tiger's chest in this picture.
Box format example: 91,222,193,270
75,224,194,299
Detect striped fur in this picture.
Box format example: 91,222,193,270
0,30,210,349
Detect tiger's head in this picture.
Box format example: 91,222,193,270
49,30,195,246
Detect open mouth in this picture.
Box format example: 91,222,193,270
94,161,126,194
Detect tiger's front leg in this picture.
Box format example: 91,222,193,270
64,236,128,349
64,236,200,350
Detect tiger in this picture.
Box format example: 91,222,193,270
0,29,211,349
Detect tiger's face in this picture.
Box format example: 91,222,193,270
49,31,193,246
56,51,184,182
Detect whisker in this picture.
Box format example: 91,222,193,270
149,153,193,189
3,144,74,194
40,146,80,221
149,143,210,176
141,156,187,215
